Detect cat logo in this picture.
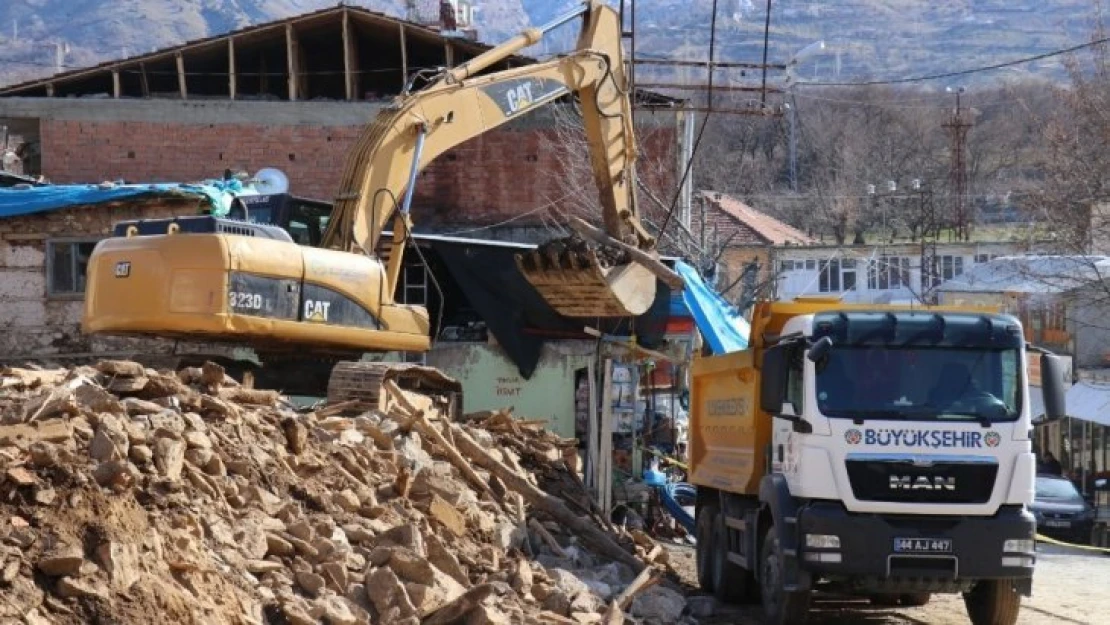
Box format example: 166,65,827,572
114,261,131,278
304,299,331,322
505,83,534,115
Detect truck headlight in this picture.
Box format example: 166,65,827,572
805,534,841,549
1003,539,1035,554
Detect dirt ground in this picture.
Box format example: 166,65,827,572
666,542,1107,624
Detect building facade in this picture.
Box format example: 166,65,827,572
774,240,1034,305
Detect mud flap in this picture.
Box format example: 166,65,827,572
514,247,657,318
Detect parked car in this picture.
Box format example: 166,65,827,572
1030,473,1096,544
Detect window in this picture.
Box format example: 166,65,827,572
868,256,909,290
785,347,804,414
819,259,841,292
779,259,796,272
923,254,965,289
975,253,997,264
805,259,816,271
47,239,99,296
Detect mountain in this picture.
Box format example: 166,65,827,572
0,1,1103,89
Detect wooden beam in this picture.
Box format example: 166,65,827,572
228,37,237,100
286,23,299,101
342,9,359,101
139,62,150,98
175,52,187,100
111,70,120,98
399,23,408,91
444,41,455,68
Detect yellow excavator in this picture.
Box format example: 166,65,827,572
81,1,677,408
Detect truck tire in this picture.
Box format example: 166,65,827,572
964,580,1020,625
760,526,811,625
711,511,752,603
695,504,717,593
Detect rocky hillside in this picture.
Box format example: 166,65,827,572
0,0,1102,88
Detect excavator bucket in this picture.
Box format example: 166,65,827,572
515,237,657,318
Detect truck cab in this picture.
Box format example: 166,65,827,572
689,299,1068,625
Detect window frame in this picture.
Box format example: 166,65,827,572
45,236,103,300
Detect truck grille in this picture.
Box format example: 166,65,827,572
845,457,998,504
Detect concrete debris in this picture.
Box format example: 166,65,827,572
0,360,685,624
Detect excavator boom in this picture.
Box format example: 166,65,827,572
324,0,659,317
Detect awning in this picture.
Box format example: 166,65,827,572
1064,381,1110,427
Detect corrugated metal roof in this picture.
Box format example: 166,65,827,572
936,255,1110,294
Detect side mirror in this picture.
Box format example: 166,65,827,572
1040,352,1067,422
760,344,788,414
807,336,833,363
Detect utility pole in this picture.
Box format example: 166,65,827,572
943,86,972,241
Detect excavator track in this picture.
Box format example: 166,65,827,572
515,246,656,318
326,361,463,420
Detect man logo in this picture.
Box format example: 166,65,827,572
114,261,131,278
889,475,956,491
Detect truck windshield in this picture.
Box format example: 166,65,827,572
814,346,1022,422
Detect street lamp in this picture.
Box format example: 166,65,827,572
783,41,827,193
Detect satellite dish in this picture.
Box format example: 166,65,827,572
252,167,289,194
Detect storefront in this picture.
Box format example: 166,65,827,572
1035,376,1110,495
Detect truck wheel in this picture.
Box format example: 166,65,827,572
695,504,717,593
711,511,752,603
964,580,1020,625
760,526,811,625
901,593,931,607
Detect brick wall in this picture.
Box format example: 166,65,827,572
40,119,677,227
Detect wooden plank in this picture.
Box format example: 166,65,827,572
175,53,187,99
399,23,408,91
586,357,598,496
286,24,298,101
599,358,614,517
139,62,150,97
111,70,120,98
342,9,359,101
228,37,237,100
444,41,455,68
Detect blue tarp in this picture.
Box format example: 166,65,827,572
0,178,255,219
674,260,750,354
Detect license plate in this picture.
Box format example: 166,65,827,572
893,538,953,553
1044,520,1071,528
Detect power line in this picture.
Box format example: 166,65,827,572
799,35,1110,87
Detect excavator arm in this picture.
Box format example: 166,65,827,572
323,0,661,317
81,1,672,377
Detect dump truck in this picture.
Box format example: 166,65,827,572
689,297,1068,625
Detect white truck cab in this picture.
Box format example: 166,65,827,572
690,303,1068,625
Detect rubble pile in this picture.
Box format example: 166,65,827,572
0,361,689,625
